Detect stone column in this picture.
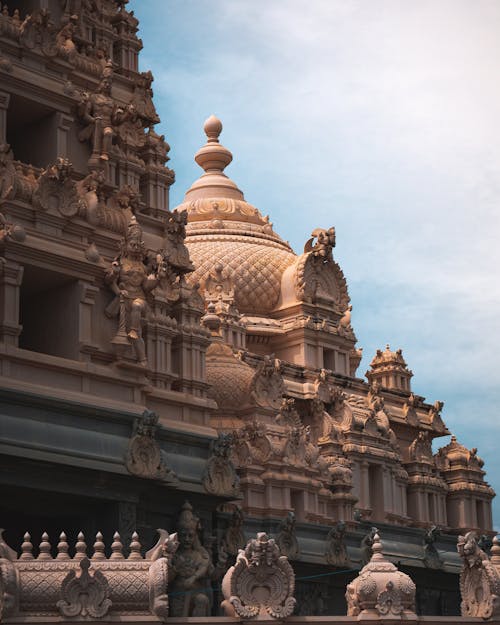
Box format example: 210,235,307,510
0,91,10,143
360,461,369,510
55,112,73,158
0,260,23,346
78,282,99,361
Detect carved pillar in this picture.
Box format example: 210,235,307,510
55,112,73,159
360,461,369,510
0,260,23,346
78,282,99,360
0,91,10,143
146,299,177,390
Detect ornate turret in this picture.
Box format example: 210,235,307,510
366,344,413,392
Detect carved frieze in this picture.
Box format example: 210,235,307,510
57,557,112,618
221,532,296,618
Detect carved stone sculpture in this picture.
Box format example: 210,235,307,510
125,409,177,482
325,520,350,568
222,507,246,558
221,532,296,618
346,532,416,619
277,512,299,560
457,531,500,620
169,502,214,616
304,226,336,261
77,61,129,165
423,525,443,569
360,527,378,567
57,557,112,618
250,355,285,410
162,209,194,276
147,531,179,621
202,433,239,497
33,158,82,217
276,397,302,427
105,216,165,364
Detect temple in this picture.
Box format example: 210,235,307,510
0,1,495,621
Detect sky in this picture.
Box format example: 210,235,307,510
129,0,500,528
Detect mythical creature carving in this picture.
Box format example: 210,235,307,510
33,158,82,217
202,433,239,497
294,228,349,310
0,212,26,248
423,525,443,569
125,410,177,482
132,70,160,125
403,392,420,426
169,502,214,616
250,355,285,410
457,531,500,620
162,209,194,276
19,9,56,56
325,520,350,568
275,397,302,428
57,557,112,618
221,532,296,618
304,227,336,261
55,14,77,61
408,431,433,463
429,400,446,432
105,216,166,364
76,169,106,225
147,531,179,621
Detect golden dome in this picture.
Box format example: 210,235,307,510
174,116,296,315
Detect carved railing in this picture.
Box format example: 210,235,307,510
0,528,175,622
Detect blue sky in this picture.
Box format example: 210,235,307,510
129,0,500,527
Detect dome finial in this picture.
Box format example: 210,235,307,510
204,115,223,142
195,115,233,174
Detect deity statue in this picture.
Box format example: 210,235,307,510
169,502,214,616
105,216,165,365
77,62,129,164
55,14,77,62
325,520,350,567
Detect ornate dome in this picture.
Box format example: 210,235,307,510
174,116,296,315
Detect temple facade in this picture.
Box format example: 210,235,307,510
0,0,495,620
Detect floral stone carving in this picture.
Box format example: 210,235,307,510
457,531,500,620
346,532,416,619
202,433,240,497
125,410,177,482
221,532,296,619
57,557,112,618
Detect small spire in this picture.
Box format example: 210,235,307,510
128,531,142,560
491,536,500,565
92,531,106,560
38,532,52,560
194,115,233,175
371,532,384,561
56,532,70,560
74,531,87,560
20,532,34,560
110,531,124,559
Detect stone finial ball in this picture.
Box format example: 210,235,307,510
204,114,223,140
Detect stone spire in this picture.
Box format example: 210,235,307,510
184,115,244,202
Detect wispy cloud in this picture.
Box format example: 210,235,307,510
131,0,500,522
